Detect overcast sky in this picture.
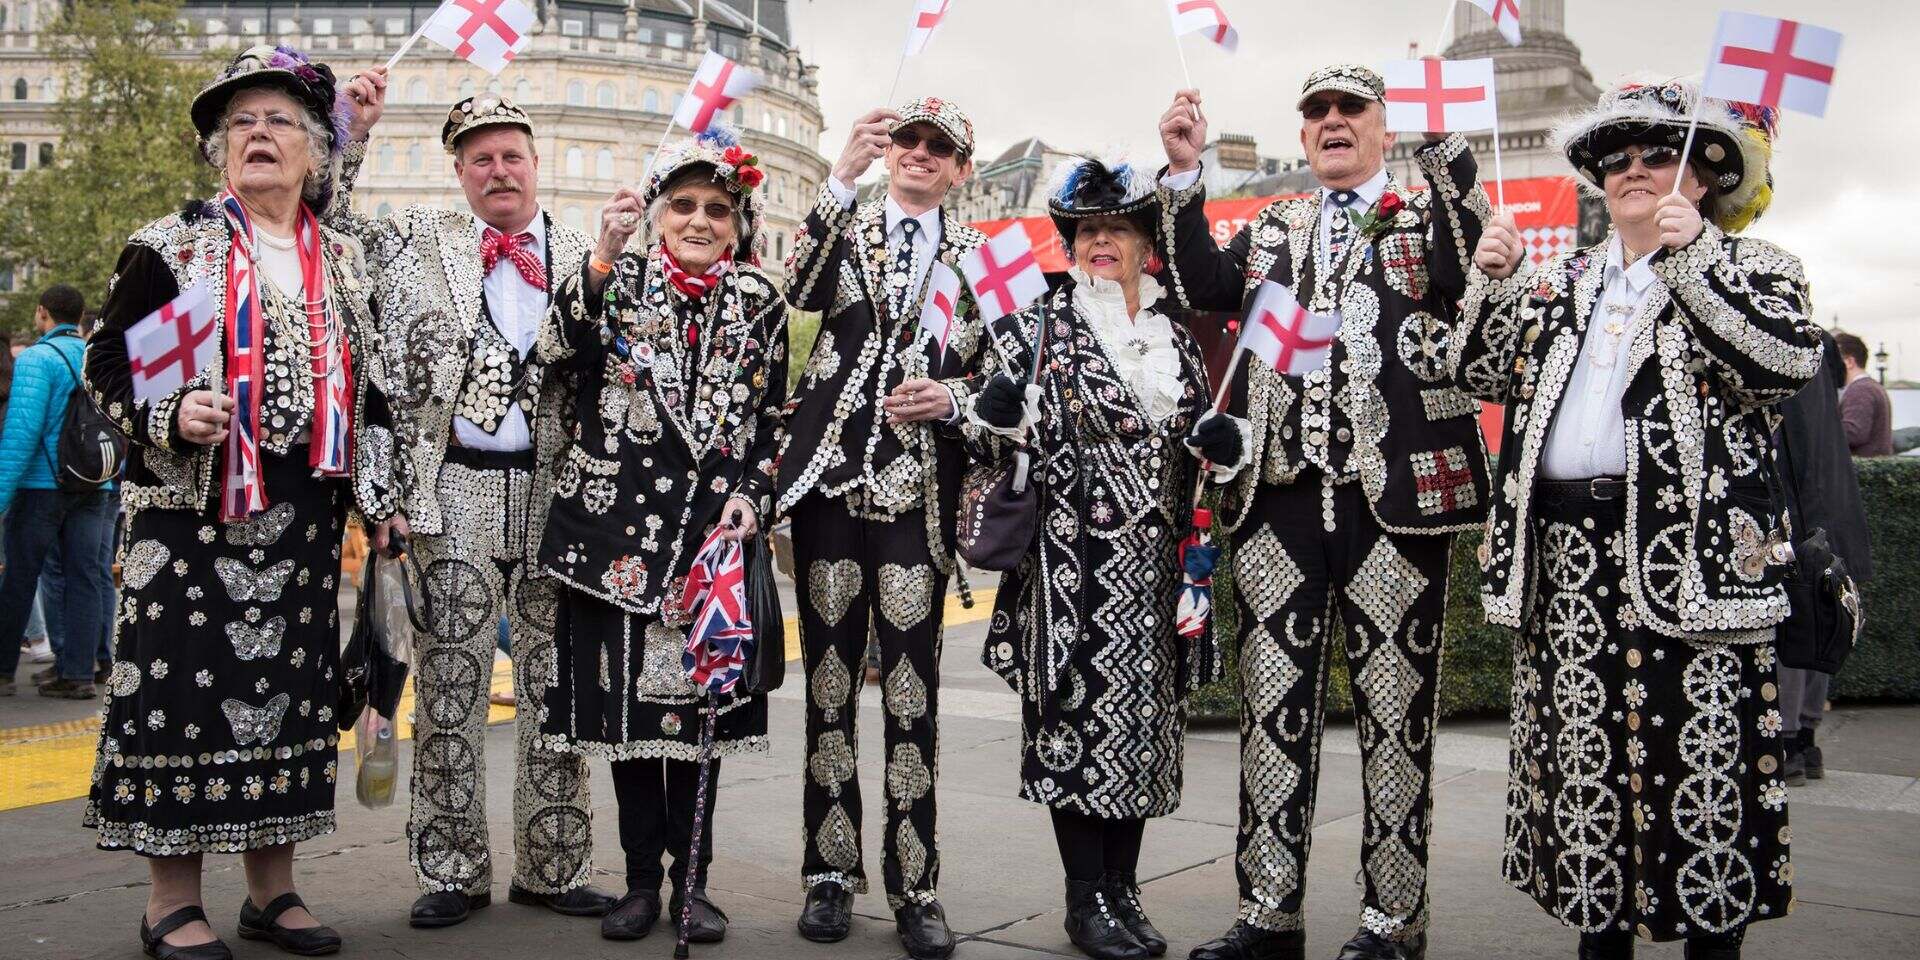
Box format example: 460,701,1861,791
786,0,1919,378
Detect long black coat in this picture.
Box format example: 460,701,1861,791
1775,330,1872,582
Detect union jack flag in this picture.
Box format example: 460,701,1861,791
220,193,267,521
680,528,754,693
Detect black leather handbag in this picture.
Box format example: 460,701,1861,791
337,560,374,732
956,313,1047,572
1772,431,1862,674
742,530,786,694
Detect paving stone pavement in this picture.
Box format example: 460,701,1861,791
3,595,1916,960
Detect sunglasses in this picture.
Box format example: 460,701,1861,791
1596,145,1681,175
1301,95,1372,121
667,197,736,221
890,128,960,159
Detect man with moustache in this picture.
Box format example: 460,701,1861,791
332,72,611,929
779,97,987,960
1155,66,1493,960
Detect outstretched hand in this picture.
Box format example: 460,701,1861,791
1159,90,1207,174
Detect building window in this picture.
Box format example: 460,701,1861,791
731,105,744,126
761,110,772,132
636,27,653,45
241,17,261,34
672,93,684,114
385,18,408,35
561,19,584,37
406,78,429,103
642,88,660,113
312,18,332,34
595,22,619,40
37,142,52,167
204,18,223,34
350,18,372,36
10,143,25,170
563,207,586,232
775,233,785,261
665,32,685,49
459,78,475,99
407,143,423,173
13,78,26,101
566,80,585,106
275,18,296,35
596,82,616,108
565,147,583,177
375,202,393,218
777,115,788,138
377,144,394,173
515,78,533,103
596,148,614,180
0,9,8,31
0,265,13,293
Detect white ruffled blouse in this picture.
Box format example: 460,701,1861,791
1069,266,1184,424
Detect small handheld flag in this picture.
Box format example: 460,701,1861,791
125,285,218,405
415,0,537,76
1466,0,1523,47
919,262,964,358
960,225,1048,325
1702,12,1841,117
1382,58,1498,133
903,0,955,57
674,50,762,136
1165,0,1239,53
1240,280,1340,377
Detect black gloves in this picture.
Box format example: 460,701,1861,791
975,374,1027,430
1187,413,1244,467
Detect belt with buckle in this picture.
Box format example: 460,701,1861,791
444,445,536,471
1537,477,1627,501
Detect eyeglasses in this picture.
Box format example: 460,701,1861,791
890,128,960,159
229,112,303,135
668,197,736,221
1597,145,1681,174
1301,95,1372,121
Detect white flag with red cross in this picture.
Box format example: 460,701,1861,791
421,0,536,76
126,285,218,405
903,0,955,57
1466,0,1523,47
674,50,761,135
1239,280,1340,377
1702,12,1842,117
960,225,1048,325
1382,57,1498,133
1165,0,1239,53
919,263,964,358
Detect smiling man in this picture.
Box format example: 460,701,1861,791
1154,65,1493,960
327,76,612,930
778,96,987,960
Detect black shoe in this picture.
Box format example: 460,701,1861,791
1801,731,1825,780
1100,871,1166,957
895,900,957,960
601,890,662,941
797,881,853,943
508,882,615,917
1782,744,1808,786
237,893,342,956
141,905,232,960
1683,930,1743,960
668,888,729,943
1337,929,1425,960
1187,922,1304,960
1579,930,1635,960
1065,879,1150,960
408,890,490,929
38,676,96,698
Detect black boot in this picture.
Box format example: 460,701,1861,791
1579,930,1635,960
1782,736,1808,786
1683,928,1743,960
1336,929,1425,960
1187,922,1304,960
1101,870,1166,957
1064,879,1149,960
1801,728,1825,780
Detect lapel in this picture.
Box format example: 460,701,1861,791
852,199,892,326
437,212,485,343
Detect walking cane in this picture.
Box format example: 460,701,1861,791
674,690,720,959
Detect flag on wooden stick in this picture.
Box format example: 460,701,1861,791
903,0,955,57
1702,11,1842,117
1165,0,1239,53
1382,57,1498,132
419,0,536,75
674,50,761,135
1466,0,1523,47
125,285,218,404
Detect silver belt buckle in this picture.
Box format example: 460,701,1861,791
1589,478,1617,500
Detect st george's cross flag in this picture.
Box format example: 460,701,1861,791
1382,57,1498,133
903,0,955,57
125,285,218,404
1702,12,1842,117
960,225,1048,325
674,50,761,135
1165,0,1239,53
919,263,965,358
420,0,536,76
1239,280,1341,377
1467,0,1523,47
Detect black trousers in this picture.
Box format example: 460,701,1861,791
791,493,947,909
610,756,720,893
1228,471,1451,939
1050,810,1147,885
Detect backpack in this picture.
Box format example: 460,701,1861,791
38,333,125,493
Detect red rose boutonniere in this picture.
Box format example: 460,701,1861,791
1348,190,1407,241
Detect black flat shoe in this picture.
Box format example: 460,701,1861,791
668,889,729,943
1336,929,1424,960
1580,930,1635,960
1101,871,1167,957
1187,922,1304,960
1065,879,1149,960
895,900,957,960
141,905,232,960
797,880,852,943
238,893,341,956
1683,930,1744,960
408,889,490,929
601,890,662,941
509,882,616,917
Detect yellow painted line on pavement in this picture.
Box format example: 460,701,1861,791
0,588,994,813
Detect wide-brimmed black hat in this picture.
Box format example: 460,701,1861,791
191,45,346,152
1046,155,1158,248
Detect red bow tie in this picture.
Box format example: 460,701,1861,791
480,227,547,291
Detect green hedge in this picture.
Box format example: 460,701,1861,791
1190,456,1920,722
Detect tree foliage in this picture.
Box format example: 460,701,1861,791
0,1,221,334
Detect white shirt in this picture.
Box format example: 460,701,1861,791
1539,235,1659,480
252,229,304,301
1069,267,1184,424
826,176,942,296
453,210,547,452
1158,165,1388,272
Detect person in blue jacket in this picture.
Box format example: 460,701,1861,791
0,284,115,698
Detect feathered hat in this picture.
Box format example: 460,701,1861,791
1046,155,1157,250
192,44,353,211
1550,76,1779,233
644,124,765,261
